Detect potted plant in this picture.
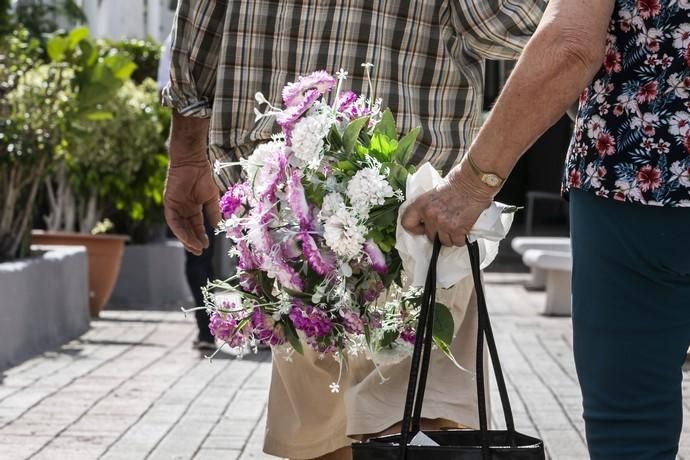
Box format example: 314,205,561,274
29,27,136,317
0,28,90,369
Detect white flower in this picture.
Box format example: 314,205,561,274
585,163,605,189
669,111,690,137
592,80,609,103
586,115,606,139
243,140,283,180
291,113,332,167
672,23,690,49
319,192,346,220
323,208,366,260
667,73,689,99
329,382,341,393
347,167,395,218
670,161,690,187
681,0,690,10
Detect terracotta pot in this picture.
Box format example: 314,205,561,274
31,231,129,317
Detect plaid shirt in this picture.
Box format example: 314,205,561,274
164,0,545,188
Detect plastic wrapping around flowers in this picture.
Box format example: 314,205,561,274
198,67,513,389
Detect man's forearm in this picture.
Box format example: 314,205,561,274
449,0,614,194
168,110,210,167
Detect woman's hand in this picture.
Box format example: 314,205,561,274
400,162,495,247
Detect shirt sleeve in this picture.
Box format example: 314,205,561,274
451,0,546,61
161,0,228,117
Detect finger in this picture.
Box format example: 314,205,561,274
204,196,222,228
400,203,426,235
164,205,204,255
438,231,453,247
450,232,467,247
190,211,210,251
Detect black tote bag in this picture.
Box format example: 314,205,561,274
352,239,545,460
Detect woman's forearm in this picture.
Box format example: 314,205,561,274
448,0,615,196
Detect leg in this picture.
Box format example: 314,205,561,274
570,190,690,460
184,212,216,343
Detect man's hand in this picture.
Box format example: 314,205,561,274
164,160,221,256
400,161,494,247
164,112,221,256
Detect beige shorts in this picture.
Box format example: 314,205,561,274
263,276,487,459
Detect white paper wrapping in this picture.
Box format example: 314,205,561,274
395,163,514,289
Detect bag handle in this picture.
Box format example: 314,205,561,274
398,239,517,460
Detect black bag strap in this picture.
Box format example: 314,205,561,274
398,239,517,460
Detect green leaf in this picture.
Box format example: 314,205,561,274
375,108,397,139
83,110,113,121
394,127,421,165
46,36,68,61
432,302,454,347
369,132,398,162
67,26,89,48
342,117,369,154
284,321,304,355
379,330,399,348
103,54,138,81
327,124,343,151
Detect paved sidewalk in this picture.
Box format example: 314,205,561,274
1,274,689,459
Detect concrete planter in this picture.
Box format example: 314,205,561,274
0,246,90,371
108,240,193,309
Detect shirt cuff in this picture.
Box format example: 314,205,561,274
161,83,212,118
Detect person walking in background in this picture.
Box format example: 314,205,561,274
402,0,690,458
157,34,217,352
161,1,545,459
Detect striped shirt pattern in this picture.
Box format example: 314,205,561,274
164,0,545,189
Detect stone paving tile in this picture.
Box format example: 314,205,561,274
1,276,690,460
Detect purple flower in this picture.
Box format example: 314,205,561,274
336,90,358,113
360,278,385,304
273,257,305,292
367,311,383,329
251,309,287,346
277,89,321,134
400,328,416,345
209,311,250,348
363,240,387,273
340,308,364,334
282,71,336,107
256,150,288,201
219,183,248,218
287,171,310,227
300,231,336,276
288,302,333,338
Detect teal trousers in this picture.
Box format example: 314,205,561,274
570,190,690,459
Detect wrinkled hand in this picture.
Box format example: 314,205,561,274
164,161,221,256
400,165,494,247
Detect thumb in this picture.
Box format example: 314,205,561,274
400,202,426,235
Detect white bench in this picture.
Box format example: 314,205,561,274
511,237,571,290
522,249,572,316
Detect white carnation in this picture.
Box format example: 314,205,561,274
347,167,394,218
323,208,366,261
291,114,332,167
243,140,283,180
319,192,346,220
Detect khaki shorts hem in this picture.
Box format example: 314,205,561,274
263,431,353,459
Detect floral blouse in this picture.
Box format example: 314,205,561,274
564,0,690,207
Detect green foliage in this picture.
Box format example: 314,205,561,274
14,0,86,40
104,37,161,84
65,79,169,241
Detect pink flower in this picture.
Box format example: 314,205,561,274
336,90,358,113
636,82,658,103
209,311,250,348
605,49,622,74
276,89,321,134
288,302,333,338
595,132,616,158
219,183,248,218
363,240,387,273
637,0,660,19
300,231,336,276
251,309,286,346
287,171,310,227
282,71,336,107
340,309,364,334
636,165,662,191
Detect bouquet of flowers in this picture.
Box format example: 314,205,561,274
204,67,455,373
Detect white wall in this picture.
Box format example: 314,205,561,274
80,0,175,42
